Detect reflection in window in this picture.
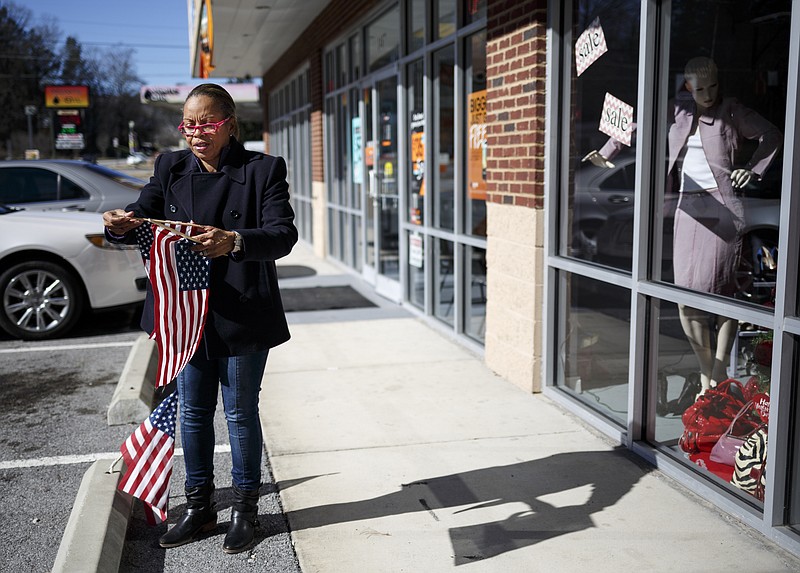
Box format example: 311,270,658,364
366,7,400,73
408,0,425,53
350,34,361,81
565,1,640,272
465,0,486,24
789,336,800,531
465,30,487,237
556,271,630,427
651,2,789,308
433,46,455,231
435,0,456,40
407,232,424,310
653,299,772,506
434,238,455,325
465,246,486,342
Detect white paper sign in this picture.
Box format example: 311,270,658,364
598,92,634,146
409,233,423,269
575,17,608,76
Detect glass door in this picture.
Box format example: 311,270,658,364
362,73,401,300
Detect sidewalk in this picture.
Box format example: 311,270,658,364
262,243,800,573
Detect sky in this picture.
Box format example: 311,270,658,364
25,0,209,86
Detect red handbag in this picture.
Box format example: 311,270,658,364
679,379,758,454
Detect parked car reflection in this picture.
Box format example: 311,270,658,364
570,151,780,304
0,204,146,340
0,160,144,213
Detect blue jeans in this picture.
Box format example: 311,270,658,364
177,349,269,491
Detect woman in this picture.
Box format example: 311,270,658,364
103,83,297,553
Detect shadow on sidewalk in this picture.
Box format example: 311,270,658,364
282,447,651,566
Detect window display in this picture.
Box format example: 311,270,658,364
565,2,640,272
654,300,772,504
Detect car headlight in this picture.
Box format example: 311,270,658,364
85,234,140,250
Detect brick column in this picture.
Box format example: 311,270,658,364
484,0,547,393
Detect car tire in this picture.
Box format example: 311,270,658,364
0,260,86,340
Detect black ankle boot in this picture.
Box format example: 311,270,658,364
159,482,217,548
223,485,260,554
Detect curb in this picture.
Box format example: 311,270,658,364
54,336,156,572
107,334,156,425
52,461,132,573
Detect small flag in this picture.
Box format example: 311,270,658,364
148,223,211,388
134,223,154,262
118,391,178,524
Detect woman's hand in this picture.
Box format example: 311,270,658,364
191,226,237,258
103,210,141,235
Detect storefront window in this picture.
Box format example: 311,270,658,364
464,245,486,342
465,0,486,24
465,30,487,237
435,0,456,40
789,336,800,530
364,86,376,270
556,272,630,427
653,299,772,506
325,51,334,93
366,6,400,73
408,0,425,53
408,231,425,310
434,238,455,325
564,0,640,272
433,46,455,231
408,60,425,227
336,43,348,89
269,69,313,242
350,87,362,211
654,2,788,307
350,34,361,81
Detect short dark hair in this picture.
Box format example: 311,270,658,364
185,83,239,138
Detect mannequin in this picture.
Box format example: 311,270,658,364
584,57,782,394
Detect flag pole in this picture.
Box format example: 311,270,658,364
107,454,124,474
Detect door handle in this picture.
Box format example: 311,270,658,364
61,205,86,211
607,195,630,204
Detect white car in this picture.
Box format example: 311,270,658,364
0,204,146,340
0,160,144,213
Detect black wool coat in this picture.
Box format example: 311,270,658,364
121,139,298,358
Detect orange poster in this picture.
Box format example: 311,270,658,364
467,90,487,200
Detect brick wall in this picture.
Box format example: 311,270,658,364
485,0,548,209
262,0,380,183
309,50,324,183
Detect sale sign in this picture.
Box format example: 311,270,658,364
575,17,608,76
598,92,634,146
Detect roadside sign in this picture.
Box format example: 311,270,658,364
45,85,90,108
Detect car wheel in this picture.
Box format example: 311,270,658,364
735,231,778,305
0,261,86,340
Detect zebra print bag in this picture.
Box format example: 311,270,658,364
731,428,767,501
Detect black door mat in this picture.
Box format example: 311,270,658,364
281,286,377,312
277,265,317,279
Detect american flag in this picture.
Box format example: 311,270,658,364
145,222,211,388
119,391,178,524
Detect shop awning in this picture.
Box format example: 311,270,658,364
189,0,332,80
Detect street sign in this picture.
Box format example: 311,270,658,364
24,105,37,116
45,85,90,108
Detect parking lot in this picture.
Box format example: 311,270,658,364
0,306,299,572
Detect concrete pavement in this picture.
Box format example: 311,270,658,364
55,240,800,571
261,243,800,572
